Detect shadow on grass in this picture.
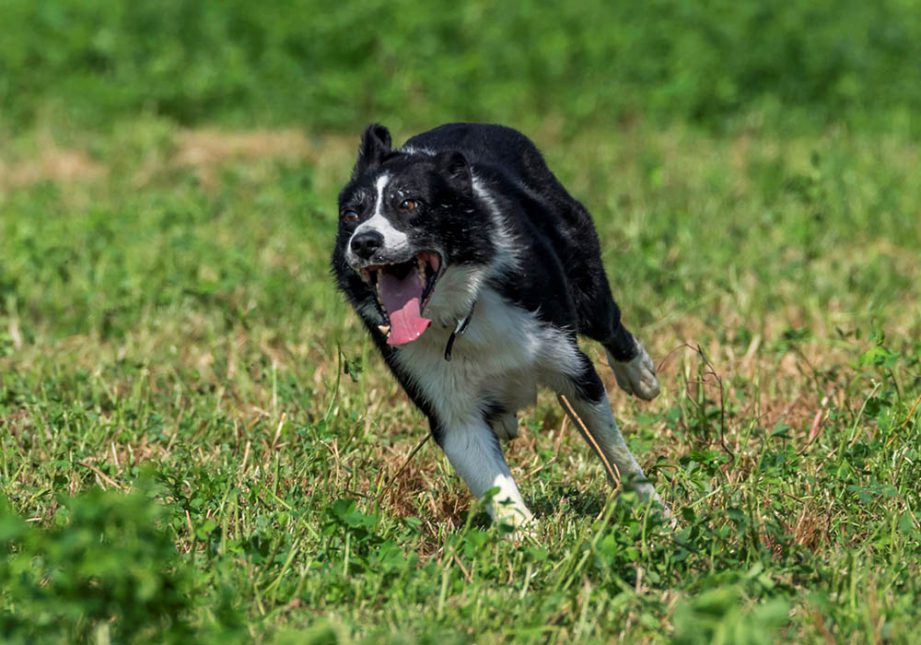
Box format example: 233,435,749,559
528,486,609,519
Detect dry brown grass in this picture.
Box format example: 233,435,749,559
0,147,105,189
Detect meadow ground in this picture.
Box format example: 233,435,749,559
1,118,919,642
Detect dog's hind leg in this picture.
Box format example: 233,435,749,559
547,351,664,508
579,292,660,401
434,419,532,527
605,332,660,402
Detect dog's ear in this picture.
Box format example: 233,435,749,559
436,150,472,196
353,124,392,176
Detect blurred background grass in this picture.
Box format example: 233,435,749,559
2,0,920,136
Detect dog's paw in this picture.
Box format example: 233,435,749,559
647,490,678,529
628,483,677,528
489,500,534,532
611,341,660,401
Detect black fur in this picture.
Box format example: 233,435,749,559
400,123,639,364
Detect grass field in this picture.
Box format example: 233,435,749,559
2,117,919,642
2,1,921,641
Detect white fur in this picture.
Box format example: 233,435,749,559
609,341,660,401
439,423,532,526
372,173,390,219
346,173,409,266
393,286,582,521
399,145,436,156
471,175,520,274
423,265,486,327
393,287,581,429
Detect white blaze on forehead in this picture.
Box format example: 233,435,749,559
347,172,410,263
372,173,389,218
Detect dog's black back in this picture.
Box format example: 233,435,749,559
404,123,637,361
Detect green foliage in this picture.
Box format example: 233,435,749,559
1,0,920,133
673,586,789,645
0,489,195,643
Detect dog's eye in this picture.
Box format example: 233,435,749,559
341,209,360,223
400,199,419,211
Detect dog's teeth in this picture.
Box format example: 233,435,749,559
377,324,391,335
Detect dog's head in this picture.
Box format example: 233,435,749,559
333,124,501,346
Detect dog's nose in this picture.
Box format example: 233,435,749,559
350,230,384,260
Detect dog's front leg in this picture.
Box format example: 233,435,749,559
435,420,533,527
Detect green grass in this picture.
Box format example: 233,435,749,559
5,4,920,640
3,0,921,135
1,117,919,642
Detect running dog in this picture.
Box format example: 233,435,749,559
332,123,663,525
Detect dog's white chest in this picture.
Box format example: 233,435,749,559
392,288,579,427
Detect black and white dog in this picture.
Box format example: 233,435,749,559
332,123,663,525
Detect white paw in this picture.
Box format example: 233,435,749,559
488,499,534,530
611,341,660,401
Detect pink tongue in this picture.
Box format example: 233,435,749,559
379,271,431,346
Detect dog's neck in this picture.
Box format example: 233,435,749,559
443,301,476,361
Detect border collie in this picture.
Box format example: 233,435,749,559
332,123,663,526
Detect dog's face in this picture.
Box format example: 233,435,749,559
333,125,499,345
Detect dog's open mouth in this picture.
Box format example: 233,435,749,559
360,251,442,346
